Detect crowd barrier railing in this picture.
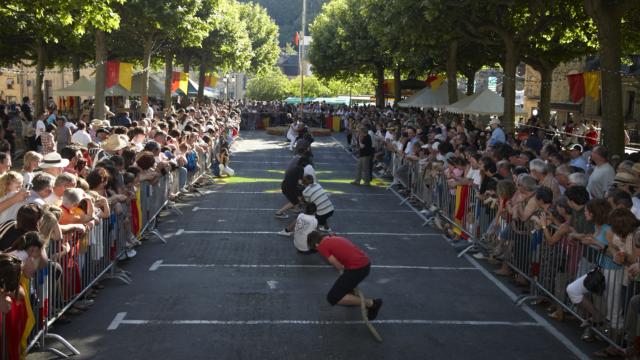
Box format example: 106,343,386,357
389,152,637,351
0,150,214,359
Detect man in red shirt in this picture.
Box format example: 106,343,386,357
307,231,383,320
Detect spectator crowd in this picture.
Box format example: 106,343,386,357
0,98,240,360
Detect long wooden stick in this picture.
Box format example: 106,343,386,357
354,288,383,343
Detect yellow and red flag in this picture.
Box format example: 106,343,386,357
105,60,133,90
171,72,189,94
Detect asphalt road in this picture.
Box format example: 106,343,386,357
28,131,587,360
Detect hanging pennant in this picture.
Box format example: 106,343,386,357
567,73,585,103
583,71,600,101
171,72,189,94
105,60,134,90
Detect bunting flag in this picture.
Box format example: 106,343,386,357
452,185,470,240
583,71,601,100
171,71,189,94
567,73,585,103
204,74,217,87
105,60,133,90
428,74,446,90
20,275,35,355
294,32,300,47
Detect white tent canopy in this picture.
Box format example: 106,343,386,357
397,82,465,108
53,76,96,97
446,89,512,115
54,76,131,97
131,73,165,97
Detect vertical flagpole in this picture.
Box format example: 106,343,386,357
299,0,306,114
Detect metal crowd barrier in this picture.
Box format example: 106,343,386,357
0,149,216,359
389,152,637,351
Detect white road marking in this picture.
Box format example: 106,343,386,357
191,207,411,213
201,191,392,197
149,262,477,271
107,312,540,330
107,312,128,330
267,280,278,290
178,230,440,237
149,260,163,271
364,243,377,251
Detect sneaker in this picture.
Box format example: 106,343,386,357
274,212,289,219
472,252,487,260
117,249,137,261
318,226,332,232
277,229,292,237
367,298,383,320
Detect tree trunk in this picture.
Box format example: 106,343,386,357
141,36,153,113
72,55,81,120
538,66,553,126
198,55,206,101
34,41,46,117
375,65,385,108
94,30,107,120
465,71,475,96
183,55,191,74
393,65,401,104
502,41,519,136
585,0,626,156
446,40,459,104
164,53,173,110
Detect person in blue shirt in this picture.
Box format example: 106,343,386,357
487,118,506,147
567,144,588,171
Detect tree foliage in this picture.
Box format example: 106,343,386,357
238,2,280,75
246,68,292,101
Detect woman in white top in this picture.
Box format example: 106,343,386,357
0,171,27,224
21,151,42,187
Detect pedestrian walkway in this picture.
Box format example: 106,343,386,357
30,131,584,360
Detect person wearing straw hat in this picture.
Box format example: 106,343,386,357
487,118,505,147
102,134,129,155
39,152,69,177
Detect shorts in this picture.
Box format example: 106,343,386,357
327,263,371,306
316,211,334,226
281,183,301,205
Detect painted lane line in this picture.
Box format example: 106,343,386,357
267,280,278,290
148,261,477,272
191,207,412,213
232,160,346,166
108,312,128,331
149,260,163,271
201,190,393,197
107,312,540,330
175,229,441,237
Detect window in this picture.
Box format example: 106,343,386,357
6,96,15,104
6,78,14,89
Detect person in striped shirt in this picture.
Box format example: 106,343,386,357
302,175,334,231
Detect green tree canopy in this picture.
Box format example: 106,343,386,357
238,2,280,75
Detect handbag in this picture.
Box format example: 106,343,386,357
583,246,607,295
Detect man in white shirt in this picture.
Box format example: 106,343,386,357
277,202,319,254
586,146,615,199
71,121,92,147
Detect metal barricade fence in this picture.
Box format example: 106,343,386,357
12,149,215,358
390,157,638,351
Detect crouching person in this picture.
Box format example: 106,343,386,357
307,230,382,320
